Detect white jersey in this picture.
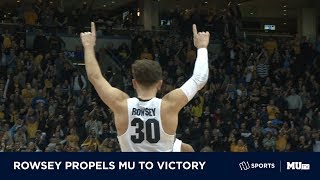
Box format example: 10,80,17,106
118,97,175,152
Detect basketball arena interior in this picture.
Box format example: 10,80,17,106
0,0,319,152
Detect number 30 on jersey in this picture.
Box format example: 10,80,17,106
131,118,160,143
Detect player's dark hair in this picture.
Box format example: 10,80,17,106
132,60,163,87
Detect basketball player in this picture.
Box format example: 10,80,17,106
81,22,209,152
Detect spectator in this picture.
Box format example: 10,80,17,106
54,4,68,30
262,132,275,152
13,127,27,146
286,89,303,112
61,80,71,98
297,135,312,152
200,146,214,152
0,104,5,121
3,34,12,49
275,130,288,152
65,128,79,147
85,115,102,137
263,38,278,56
24,6,38,26
263,121,277,135
48,32,65,52
71,70,87,96
256,57,269,79
140,48,153,60
199,129,211,148
27,141,40,152
191,97,204,118
231,139,248,152
33,30,49,53
25,108,39,140
81,130,100,152
40,6,55,26
0,49,8,76
7,49,17,75
54,53,67,83
313,132,320,152
267,100,280,120
33,0,44,17
98,139,112,152
21,83,36,105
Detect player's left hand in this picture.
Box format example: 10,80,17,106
193,24,210,49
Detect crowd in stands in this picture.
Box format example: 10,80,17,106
1,0,241,37
125,29,320,152
0,26,121,152
167,1,242,39
0,1,320,152
0,0,133,35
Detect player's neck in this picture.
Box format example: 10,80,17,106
136,89,157,101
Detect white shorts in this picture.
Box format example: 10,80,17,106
173,138,182,152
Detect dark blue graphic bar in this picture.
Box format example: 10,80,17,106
0,153,318,180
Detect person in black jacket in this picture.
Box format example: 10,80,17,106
33,30,49,54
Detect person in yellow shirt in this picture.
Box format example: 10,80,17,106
33,54,43,66
65,128,80,147
26,120,38,138
81,135,100,152
3,35,12,49
231,139,248,152
276,130,288,152
81,129,100,152
24,7,38,26
267,100,280,120
191,97,204,118
0,104,5,120
263,38,278,56
21,83,36,105
26,109,39,139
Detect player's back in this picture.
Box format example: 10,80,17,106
117,97,175,152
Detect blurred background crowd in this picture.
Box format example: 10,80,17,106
0,0,320,152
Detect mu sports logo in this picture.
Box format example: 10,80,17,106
239,161,250,171
286,162,310,170
239,161,275,171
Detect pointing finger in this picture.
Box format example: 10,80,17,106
91,22,96,36
192,24,198,36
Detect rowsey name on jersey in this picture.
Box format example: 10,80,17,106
132,108,156,117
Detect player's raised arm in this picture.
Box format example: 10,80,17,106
163,24,210,112
81,22,129,112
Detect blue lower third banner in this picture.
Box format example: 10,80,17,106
0,153,319,180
